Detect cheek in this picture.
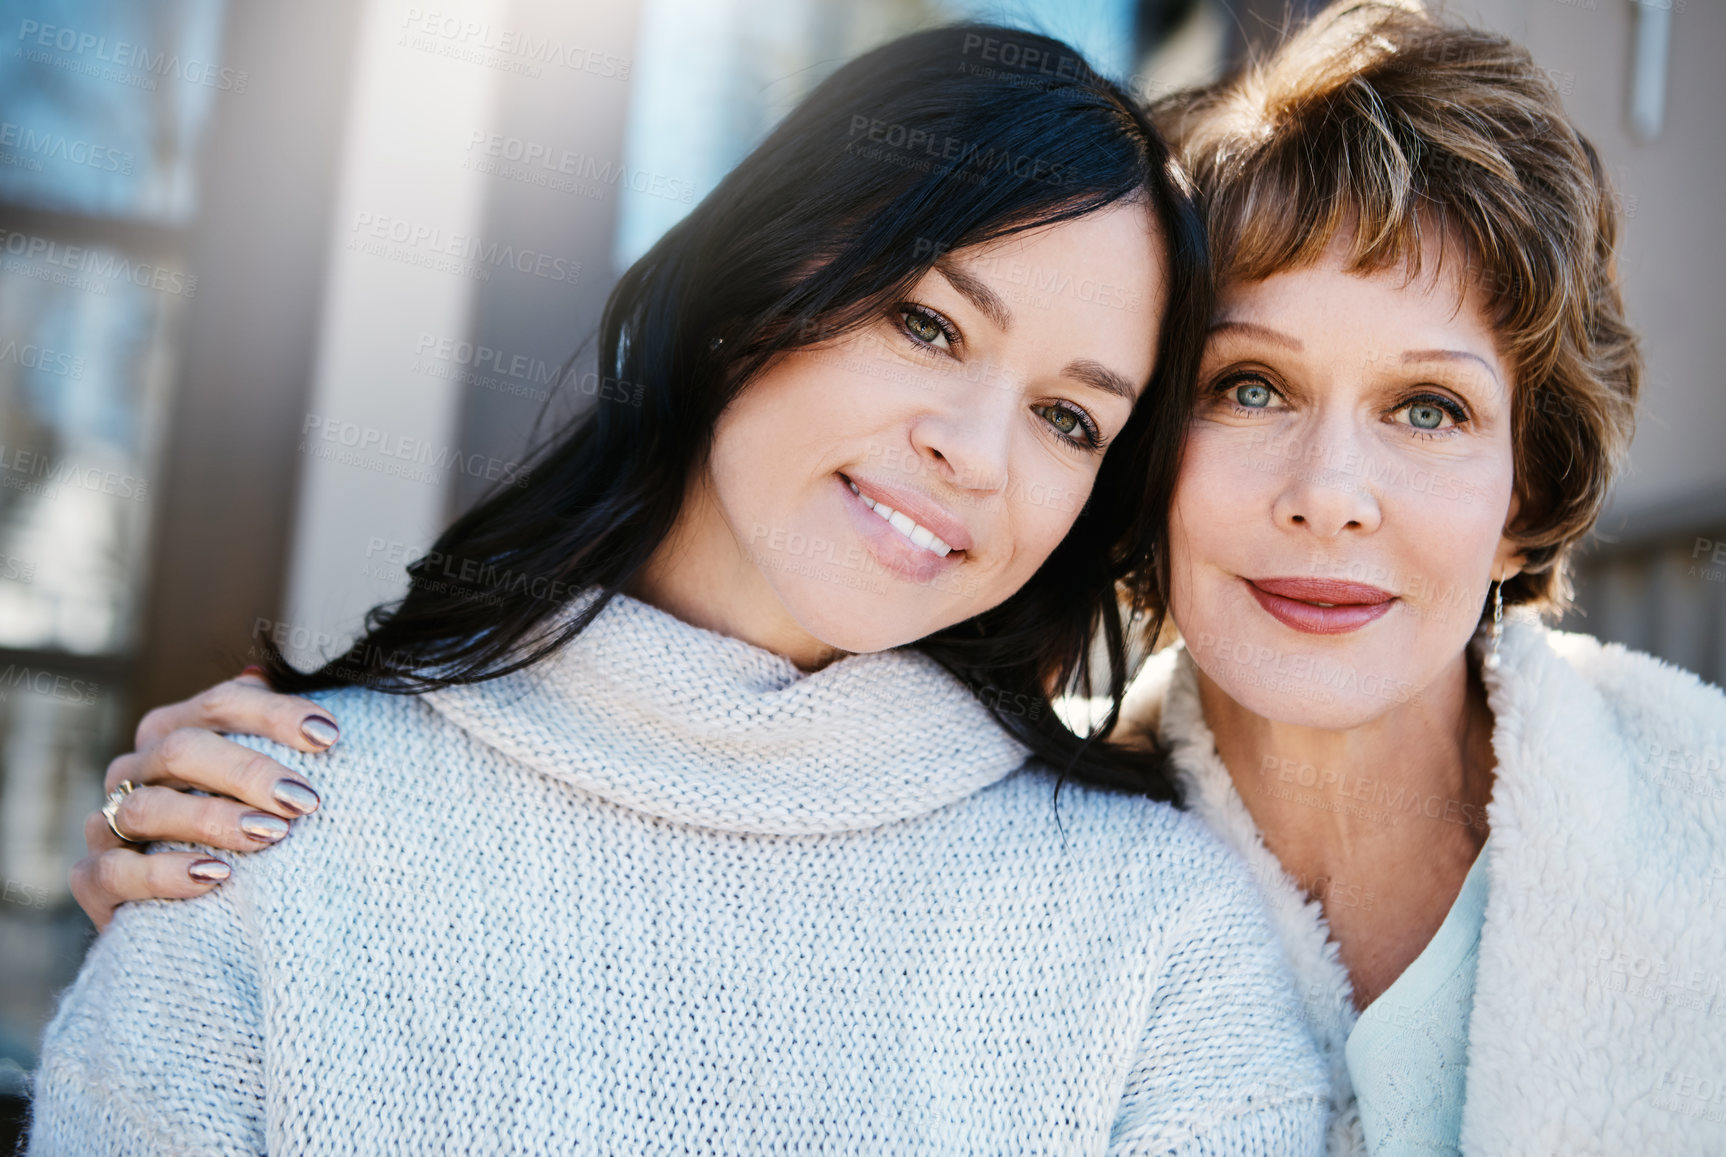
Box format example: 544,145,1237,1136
1386,450,1516,630
707,358,855,499
1015,481,1082,562
1180,424,1279,516
985,444,1104,588
1167,428,1265,591
707,405,776,514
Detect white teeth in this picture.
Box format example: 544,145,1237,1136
847,480,954,558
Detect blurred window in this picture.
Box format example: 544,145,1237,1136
0,1,228,1084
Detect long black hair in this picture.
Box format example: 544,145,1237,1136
262,23,1208,799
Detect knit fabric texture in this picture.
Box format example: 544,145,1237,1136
31,592,1328,1155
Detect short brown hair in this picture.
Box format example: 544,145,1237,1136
1157,0,1639,613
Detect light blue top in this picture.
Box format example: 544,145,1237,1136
1345,840,1491,1156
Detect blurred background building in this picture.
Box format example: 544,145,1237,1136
0,0,1720,1144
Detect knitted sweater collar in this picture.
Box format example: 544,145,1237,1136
422,591,1031,835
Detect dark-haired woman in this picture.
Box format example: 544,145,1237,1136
31,25,1328,1155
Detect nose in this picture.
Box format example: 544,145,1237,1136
1270,427,1383,538
905,374,1014,494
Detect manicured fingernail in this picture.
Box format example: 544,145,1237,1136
272,778,321,815
189,859,231,883
240,665,267,679
240,813,290,843
300,714,339,748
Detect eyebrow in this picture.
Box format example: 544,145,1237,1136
1207,320,1304,351
1062,358,1139,403
1401,349,1502,385
932,259,1137,403
934,258,1012,331
1213,320,1503,386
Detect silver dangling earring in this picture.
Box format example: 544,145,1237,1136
1482,580,1504,672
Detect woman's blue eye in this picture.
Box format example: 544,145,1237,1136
1406,402,1448,429
1234,381,1273,408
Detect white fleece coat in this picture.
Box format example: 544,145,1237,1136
1124,619,1726,1155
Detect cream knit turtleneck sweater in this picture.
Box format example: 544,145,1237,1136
32,593,1327,1155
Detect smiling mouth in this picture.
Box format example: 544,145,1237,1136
846,478,955,557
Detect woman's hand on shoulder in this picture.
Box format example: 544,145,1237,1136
71,670,339,931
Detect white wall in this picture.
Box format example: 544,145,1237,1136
279,0,503,665
1445,0,1726,530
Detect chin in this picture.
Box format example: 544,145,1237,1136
1213,671,1414,731
780,583,953,655
1184,615,1433,730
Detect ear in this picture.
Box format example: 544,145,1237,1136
1492,491,1526,584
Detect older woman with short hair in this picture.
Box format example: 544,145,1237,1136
1123,3,1725,1152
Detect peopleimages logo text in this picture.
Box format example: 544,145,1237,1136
0,228,196,296
299,414,531,488
16,20,249,91
0,121,134,173
349,213,581,283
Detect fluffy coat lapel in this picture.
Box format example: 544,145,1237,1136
1462,620,1726,1154
1128,620,1726,1155
1131,650,1368,1157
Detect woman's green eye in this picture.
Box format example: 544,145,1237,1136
904,311,943,343
1407,402,1447,429
1234,381,1273,408
1043,406,1079,435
